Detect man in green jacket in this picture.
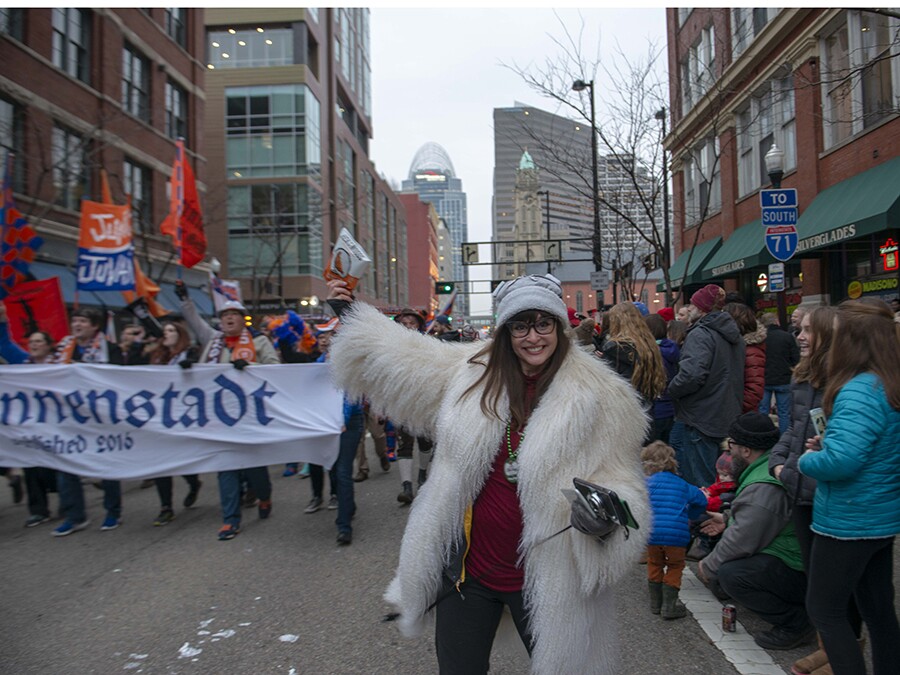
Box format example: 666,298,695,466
697,412,812,651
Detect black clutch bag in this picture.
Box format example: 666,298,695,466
571,477,639,531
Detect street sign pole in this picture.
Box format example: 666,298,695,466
761,188,798,327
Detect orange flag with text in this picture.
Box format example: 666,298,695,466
160,140,206,268
102,170,169,317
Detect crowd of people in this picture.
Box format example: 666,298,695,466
1,275,899,674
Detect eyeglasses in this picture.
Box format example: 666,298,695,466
726,439,737,449
507,316,557,338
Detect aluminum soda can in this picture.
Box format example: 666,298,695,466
722,604,737,632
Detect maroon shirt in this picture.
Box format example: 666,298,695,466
465,374,538,592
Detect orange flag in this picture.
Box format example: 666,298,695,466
160,140,206,268
102,170,169,317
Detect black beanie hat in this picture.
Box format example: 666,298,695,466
729,412,780,450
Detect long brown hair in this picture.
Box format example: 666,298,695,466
723,302,757,336
462,310,570,431
793,306,838,389
823,300,900,415
150,321,192,365
605,302,667,401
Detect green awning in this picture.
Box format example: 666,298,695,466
702,218,775,278
795,156,900,254
657,236,722,291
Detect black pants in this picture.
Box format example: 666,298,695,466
435,576,533,675
396,428,433,460
24,466,57,517
154,474,200,509
791,504,862,637
717,553,810,633
807,534,899,675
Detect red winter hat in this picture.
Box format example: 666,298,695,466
567,307,580,327
691,284,726,314
657,307,675,322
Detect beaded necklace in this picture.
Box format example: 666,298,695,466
504,422,524,484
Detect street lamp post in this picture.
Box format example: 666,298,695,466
537,190,552,273
764,143,788,327
572,79,601,310
655,108,671,307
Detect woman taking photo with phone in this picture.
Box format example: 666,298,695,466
798,300,900,674
326,274,649,675
767,306,861,675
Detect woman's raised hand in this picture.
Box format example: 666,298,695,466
327,279,353,303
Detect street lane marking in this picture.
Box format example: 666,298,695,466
680,568,787,675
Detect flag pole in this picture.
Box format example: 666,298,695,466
173,139,185,281
1,152,11,274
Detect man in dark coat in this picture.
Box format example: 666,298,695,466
668,285,744,486
757,312,800,434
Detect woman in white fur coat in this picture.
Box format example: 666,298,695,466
326,274,651,675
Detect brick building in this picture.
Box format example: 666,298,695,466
665,8,899,313
0,8,212,312
397,193,439,313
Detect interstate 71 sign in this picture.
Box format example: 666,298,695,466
761,188,798,262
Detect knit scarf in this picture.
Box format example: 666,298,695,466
205,329,257,363
51,333,109,364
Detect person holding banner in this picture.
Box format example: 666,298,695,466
0,302,55,525
146,320,203,526
176,281,280,541
325,274,650,675
49,308,131,536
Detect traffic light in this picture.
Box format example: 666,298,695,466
434,281,455,294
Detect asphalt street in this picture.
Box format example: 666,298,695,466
1,439,895,674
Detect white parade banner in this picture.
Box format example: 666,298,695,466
0,363,344,479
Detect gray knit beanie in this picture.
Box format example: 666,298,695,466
493,274,568,329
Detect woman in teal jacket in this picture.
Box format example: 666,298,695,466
798,300,900,675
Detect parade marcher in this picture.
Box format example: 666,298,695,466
49,308,133,536
176,281,280,541
325,273,650,674
642,441,707,620
698,413,811,651
668,284,744,487
0,302,55,524
392,307,435,503
146,320,203,525
303,320,339,515
799,300,900,675
313,319,364,545
430,314,460,341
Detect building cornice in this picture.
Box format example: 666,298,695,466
668,8,831,157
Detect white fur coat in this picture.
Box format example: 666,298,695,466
329,304,651,674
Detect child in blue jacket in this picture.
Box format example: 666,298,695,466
642,441,708,619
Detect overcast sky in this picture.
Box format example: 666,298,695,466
369,8,668,313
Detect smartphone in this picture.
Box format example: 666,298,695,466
809,407,827,437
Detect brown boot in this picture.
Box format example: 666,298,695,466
792,634,827,674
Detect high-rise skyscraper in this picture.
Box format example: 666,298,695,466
493,103,658,289
492,103,594,284
401,142,469,319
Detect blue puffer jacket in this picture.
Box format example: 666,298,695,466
646,470,708,546
798,372,900,540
